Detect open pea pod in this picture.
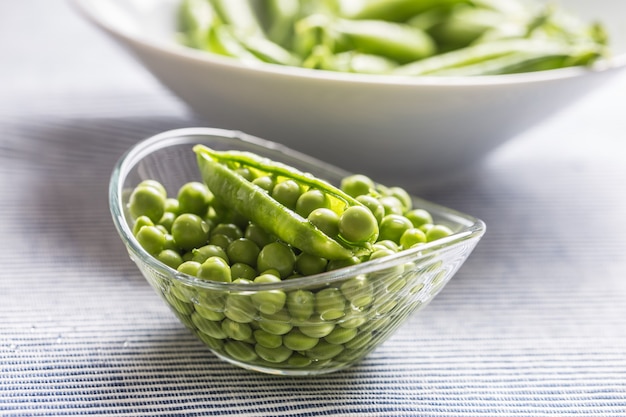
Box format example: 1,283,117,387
194,145,378,260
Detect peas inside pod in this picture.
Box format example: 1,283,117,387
126,145,455,372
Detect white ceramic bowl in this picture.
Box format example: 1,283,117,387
73,0,626,184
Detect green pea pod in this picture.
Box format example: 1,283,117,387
425,43,604,76
177,0,219,49
339,0,469,22
236,35,302,66
323,50,398,74
209,0,265,38
422,5,505,51
194,145,378,260
265,0,300,48
207,25,264,64
332,19,436,64
392,38,595,76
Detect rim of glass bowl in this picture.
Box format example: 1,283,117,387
109,127,486,293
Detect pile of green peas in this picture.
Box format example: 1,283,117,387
127,162,453,370
128,175,452,280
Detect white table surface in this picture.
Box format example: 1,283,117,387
1,1,625,416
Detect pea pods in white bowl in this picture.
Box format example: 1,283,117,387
73,0,626,184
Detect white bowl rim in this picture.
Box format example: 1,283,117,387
109,127,486,293
71,0,626,88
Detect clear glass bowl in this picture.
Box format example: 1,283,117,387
109,127,486,375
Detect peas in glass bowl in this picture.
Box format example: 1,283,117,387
109,127,485,375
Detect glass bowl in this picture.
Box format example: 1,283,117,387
109,127,486,375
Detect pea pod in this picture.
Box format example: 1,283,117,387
208,0,265,38
338,0,470,22
194,145,378,260
331,18,436,64
177,0,218,49
392,38,603,76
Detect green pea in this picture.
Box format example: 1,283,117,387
426,224,454,241
138,179,167,198
224,291,257,324
163,233,178,251
192,244,229,264
378,214,413,243
286,289,315,321
340,174,374,198
379,196,404,216
295,252,328,276
259,309,292,335
157,211,177,233
252,175,275,192
295,189,331,218
155,225,169,235
271,179,302,209
196,287,227,311
340,276,374,308
255,344,293,363
298,315,335,338
196,331,224,351
221,318,253,341
177,181,212,216
132,215,154,236
230,262,258,281
315,288,347,320
157,249,183,269
164,197,180,214
324,326,358,345
326,256,362,271
235,166,255,181
195,304,225,321
211,223,243,240
356,195,385,224
169,280,194,304
208,233,232,250
400,227,427,248
129,184,166,223
339,205,378,243
191,312,227,339
251,274,287,315
257,242,296,279
171,213,210,251
305,340,344,360
244,223,274,248
253,329,283,349
387,187,412,212
339,309,368,329
135,225,166,255
224,340,258,362
177,260,201,277
373,239,400,252
227,238,260,267
164,290,194,316
283,328,319,351
405,209,434,228
307,208,340,238
287,353,312,368
197,256,232,283
419,223,434,233
344,331,372,350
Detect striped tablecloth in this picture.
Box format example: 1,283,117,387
2,1,625,416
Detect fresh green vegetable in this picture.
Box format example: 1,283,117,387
126,146,466,372
176,0,609,76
